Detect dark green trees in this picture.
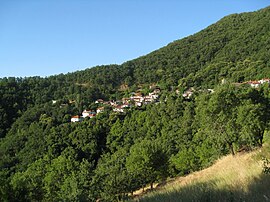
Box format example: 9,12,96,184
126,139,169,189
196,84,269,155
196,84,240,155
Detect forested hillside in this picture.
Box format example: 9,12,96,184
0,6,270,202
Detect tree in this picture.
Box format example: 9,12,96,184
237,101,267,147
43,149,93,202
196,84,240,155
10,157,48,201
126,139,169,189
263,157,270,174
169,147,197,175
106,119,125,153
93,149,133,201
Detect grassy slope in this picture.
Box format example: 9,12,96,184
134,141,270,202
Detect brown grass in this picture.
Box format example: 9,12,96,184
133,146,270,202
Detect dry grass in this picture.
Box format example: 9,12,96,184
170,151,261,189
75,82,91,87
133,145,270,202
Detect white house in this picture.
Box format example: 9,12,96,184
97,107,104,114
135,102,142,107
259,78,270,84
82,110,91,118
207,89,215,93
121,103,130,108
182,91,193,99
149,92,159,100
144,95,154,104
113,106,125,113
82,110,96,118
247,81,260,88
95,99,104,104
109,101,118,107
71,115,83,122
131,96,144,103
183,87,195,99
153,88,161,94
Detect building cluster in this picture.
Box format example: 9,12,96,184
69,78,270,122
182,87,195,99
244,78,270,88
180,78,270,99
181,88,214,99
71,108,103,122
71,86,161,122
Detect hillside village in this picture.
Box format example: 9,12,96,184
70,78,270,122
244,78,270,88
70,86,161,122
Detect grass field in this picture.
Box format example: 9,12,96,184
133,142,270,202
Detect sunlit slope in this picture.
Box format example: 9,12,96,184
136,145,270,202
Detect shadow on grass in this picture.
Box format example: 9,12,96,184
135,173,270,202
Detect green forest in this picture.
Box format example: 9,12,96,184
1,6,270,202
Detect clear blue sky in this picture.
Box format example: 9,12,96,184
0,0,269,78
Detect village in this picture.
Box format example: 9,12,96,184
70,86,161,122
182,78,270,99
243,78,270,88
70,78,270,122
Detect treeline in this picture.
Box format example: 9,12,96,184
0,83,269,201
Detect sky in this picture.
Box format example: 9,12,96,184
0,0,269,78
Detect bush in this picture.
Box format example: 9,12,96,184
262,157,270,174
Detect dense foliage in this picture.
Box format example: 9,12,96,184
0,6,270,201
